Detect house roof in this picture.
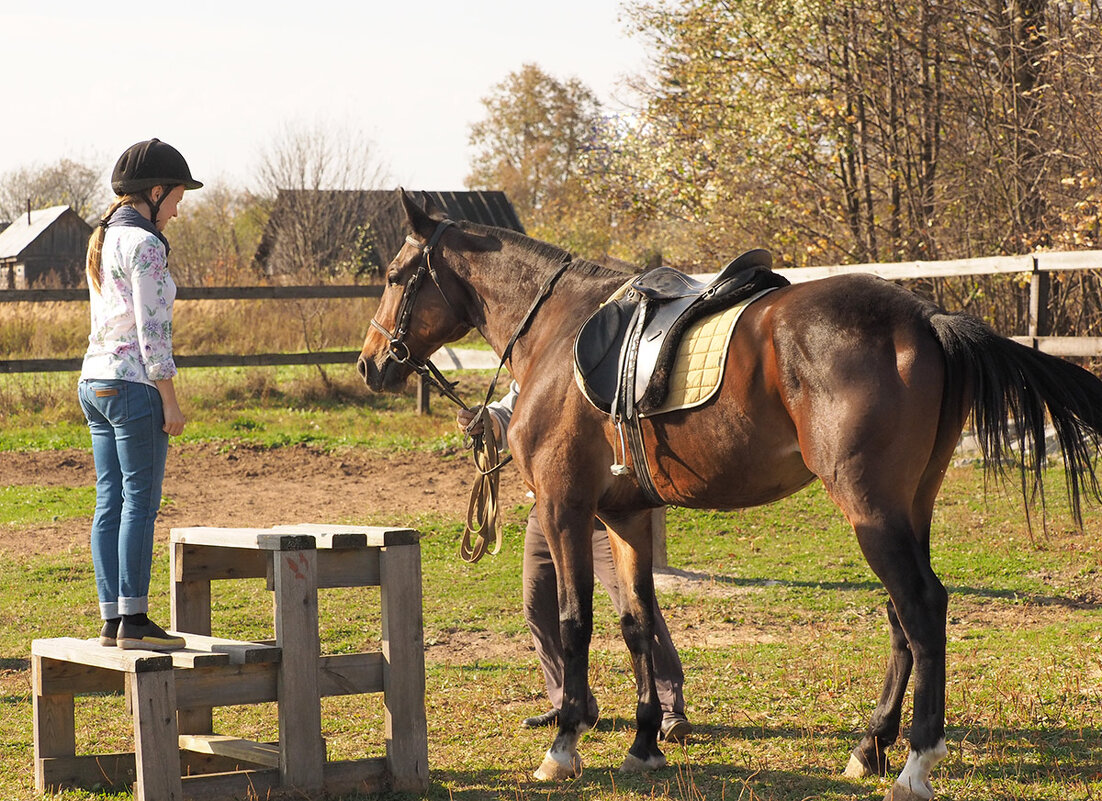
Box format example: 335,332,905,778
0,205,75,259
413,190,525,232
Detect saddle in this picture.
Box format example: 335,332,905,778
572,249,789,504
574,249,788,417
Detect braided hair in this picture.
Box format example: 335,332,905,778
85,194,141,294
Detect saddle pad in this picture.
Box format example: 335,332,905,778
642,287,775,417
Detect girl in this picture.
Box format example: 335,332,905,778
79,138,201,650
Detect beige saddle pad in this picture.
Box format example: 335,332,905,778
643,288,775,417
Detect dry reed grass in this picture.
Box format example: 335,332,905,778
0,297,378,359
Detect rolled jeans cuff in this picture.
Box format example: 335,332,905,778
99,601,119,621
118,596,149,616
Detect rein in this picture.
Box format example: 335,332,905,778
371,219,570,562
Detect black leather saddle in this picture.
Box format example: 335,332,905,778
574,249,788,417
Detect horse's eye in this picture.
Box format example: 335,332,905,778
386,271,400,287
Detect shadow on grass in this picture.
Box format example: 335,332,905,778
421,763,866,800
661,567,1101,610
0,657,29,671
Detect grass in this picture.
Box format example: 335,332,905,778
0,373,1100,800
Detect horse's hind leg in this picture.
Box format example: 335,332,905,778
848,513,949,801
845,599,911,777
603,513,665,773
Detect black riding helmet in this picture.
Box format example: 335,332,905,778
111,138,202,224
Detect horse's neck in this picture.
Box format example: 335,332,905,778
464,257,622,381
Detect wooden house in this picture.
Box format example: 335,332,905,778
0,205,92,289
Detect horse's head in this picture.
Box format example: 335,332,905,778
357,190,476,392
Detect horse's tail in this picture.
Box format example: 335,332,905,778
929,311,1102,526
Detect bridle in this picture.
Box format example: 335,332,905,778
370,219,468,407
368,217,571,562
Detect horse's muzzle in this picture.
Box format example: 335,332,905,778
357,353,405,393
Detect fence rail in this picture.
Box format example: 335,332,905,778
3,249,1102,375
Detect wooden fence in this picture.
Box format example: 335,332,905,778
3,249,1102,377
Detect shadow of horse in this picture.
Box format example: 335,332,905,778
657,566,1101,610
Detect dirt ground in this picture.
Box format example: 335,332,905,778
3,441,1092,677
0,443,534,558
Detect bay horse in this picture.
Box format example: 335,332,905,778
358,191,1102,800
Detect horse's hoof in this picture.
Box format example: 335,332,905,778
619,752,667,774
884,780,934,801
844,753,871,778
534,750,582,781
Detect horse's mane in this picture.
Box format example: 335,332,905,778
460,221,629,280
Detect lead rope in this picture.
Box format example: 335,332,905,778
459,405,506,562
409,257,571,563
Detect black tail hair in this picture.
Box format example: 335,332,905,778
930,311,1102,527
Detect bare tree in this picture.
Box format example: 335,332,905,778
0,157,107,221
253,121,391,279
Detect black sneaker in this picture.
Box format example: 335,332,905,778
117,617,186,651
660,713,693,743
99,618,120,647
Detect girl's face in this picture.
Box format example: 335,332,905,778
153,185,186,230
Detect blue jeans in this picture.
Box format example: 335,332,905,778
78,380,169,620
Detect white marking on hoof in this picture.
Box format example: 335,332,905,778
890,740,947,800
534,749,582,781
844,752,873,779
619,752,667,773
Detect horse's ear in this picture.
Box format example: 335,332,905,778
421,192,446,221
398,188,436,237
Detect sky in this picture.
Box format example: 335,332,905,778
1,1,650,194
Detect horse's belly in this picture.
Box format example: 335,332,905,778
646,421,813,509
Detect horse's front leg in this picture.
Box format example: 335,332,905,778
603,512,665,773
533,501,596,781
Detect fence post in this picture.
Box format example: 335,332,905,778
652,508,668,570
1029,255,1050,348
416,374,431,415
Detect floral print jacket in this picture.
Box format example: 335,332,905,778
81,222,177,386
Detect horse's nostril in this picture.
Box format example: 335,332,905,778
356,356,368,380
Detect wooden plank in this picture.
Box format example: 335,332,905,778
1035,336,1102,357
166,647,230,669
317,548,381,588
272,523,420,548
130,669,184,801
180,767,281,801
0,352,358,374
172,545,215,737
775,254,1033,283
174,543,267,581
273,547,325,791
178,734,280,768
318,652,384,697
36,656,123,695
170,632,280,664
1035,250,1102,272
177,351,359,368
0,285,383,302
322,757,389,796
380,543,429,791
171,527,314,552
174,663,279,708
32,638,172,673
37,753,136,792
33,654,76,792
1009,335,1102,357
